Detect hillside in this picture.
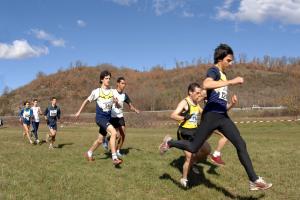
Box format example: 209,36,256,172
1,63,300,115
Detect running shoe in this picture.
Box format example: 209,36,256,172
112,158,123,166
159,135,172,155
102,137,109,151
209,154,225,166
84,152,95,162
180,178,188,188
249,177,272,191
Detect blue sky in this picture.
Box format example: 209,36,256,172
1,0,300,93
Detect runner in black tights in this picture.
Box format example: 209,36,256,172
159,43,272,191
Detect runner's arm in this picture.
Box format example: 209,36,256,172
170,100,188,121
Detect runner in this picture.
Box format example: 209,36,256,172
75,70,123,165
170,83,211,188
31,99,42,144
159,44,272,191
110,77,140,157
44,97,61,149
19,101,34,144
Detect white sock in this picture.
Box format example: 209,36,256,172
87,151,93,157
112,153,118,160
117,149,120,154
213,151,221,157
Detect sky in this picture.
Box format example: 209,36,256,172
1,0,300,93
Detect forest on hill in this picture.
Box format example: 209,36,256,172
1,57,300,116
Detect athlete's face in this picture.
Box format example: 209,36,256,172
190,87,202,103
220,54,234,70
117,80,126,91
25,102,30,108
102,75,111,87
51,99,57,106
33,100,38,106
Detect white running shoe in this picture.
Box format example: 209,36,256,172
249,177,272,191
102,137,109,150
116,151,123,157
49,144,54,149
159,135,172,155
180,178,188,188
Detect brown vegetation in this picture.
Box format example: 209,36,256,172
1,59,300,116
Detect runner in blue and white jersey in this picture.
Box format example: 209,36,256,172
44,97,61,149
19,101,34,144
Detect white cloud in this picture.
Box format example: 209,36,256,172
33,29,52,40
182,10,194,18
153,0,185,16
111,0,138,6
77,19,87,28
216,0,300,25
0,40,48,59
30,29,66,47
50,39,65,47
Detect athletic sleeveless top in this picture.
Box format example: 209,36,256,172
204,66,228,114
180,97,202,129
87,88,114,120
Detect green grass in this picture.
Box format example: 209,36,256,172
0,122,300,200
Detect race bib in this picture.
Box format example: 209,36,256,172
23,110,30,120
216,86,228,101
102,102,112,112
50,110,57,117
188,113,198,123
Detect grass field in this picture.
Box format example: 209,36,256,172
0,121,299,200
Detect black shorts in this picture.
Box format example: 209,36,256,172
47,121,57,130
96,118,112,137
177,127,197,141
110,117,125,128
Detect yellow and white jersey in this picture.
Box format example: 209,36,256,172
180,97,202,129
87,88,114,113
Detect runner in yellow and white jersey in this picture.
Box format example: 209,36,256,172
75,70,122,166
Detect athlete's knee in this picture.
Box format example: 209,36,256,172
189,145,199,154
96,137,102,144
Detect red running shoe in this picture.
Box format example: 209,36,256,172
210,154,225,166
113,158,123,166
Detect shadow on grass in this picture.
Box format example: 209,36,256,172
100,147,142,159
170,156,220,178
57,143,74,148
159,156,265,200
121,147,142,155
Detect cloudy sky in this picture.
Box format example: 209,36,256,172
1,0,300,92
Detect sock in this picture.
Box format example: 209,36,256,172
87,151,93,157
117,149,120,154
112,153,118,160
213,151,221,157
